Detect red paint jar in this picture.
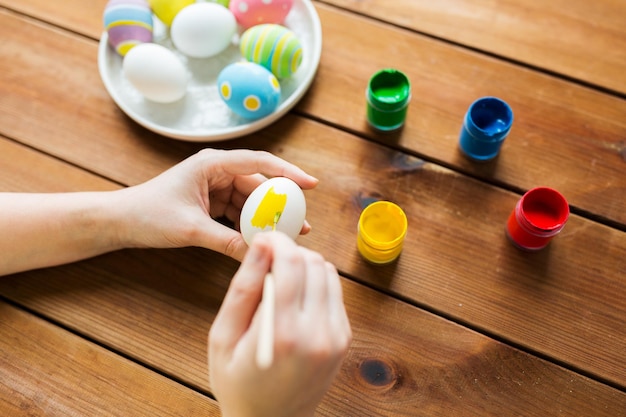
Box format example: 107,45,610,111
506,187,569,251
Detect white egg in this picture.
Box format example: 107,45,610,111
123,43,188,103
240,177,306,246
171,3,237,58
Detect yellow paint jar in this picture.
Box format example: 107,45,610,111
357,201,408,264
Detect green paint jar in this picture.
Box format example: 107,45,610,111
366,69,411,131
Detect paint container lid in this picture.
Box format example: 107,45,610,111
517,187,569,235
464,96,513,142
366,69,411,112
357,201,408,264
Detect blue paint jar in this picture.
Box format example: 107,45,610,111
459,96,513,161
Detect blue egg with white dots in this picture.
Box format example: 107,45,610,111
217,62,281,120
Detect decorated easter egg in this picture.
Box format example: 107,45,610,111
240,24,302,79
171,3,237,58
148,0,195,26
229,0,294,28
103,0,153,56
240,177,306,245
123,43,188,103
217,62,281,119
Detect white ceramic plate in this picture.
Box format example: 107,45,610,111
98,0,321,142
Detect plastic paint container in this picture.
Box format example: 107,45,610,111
506,187,569,251
357,201,408,264
366,69,411,131
459,96,513,161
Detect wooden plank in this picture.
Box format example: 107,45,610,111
0,0,103,39
0,8,198,187
2,251,625,416
0,137,118,193
1,124,624,414
300,5,626,226
260,118,626,388
0,300,220,416
6,0,626,95
1,6,624,228
1,0,625,406
0,114,624,393
319,0,626,94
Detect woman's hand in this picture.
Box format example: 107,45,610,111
208,232,352,417
117,149,318,261
0,148,316,276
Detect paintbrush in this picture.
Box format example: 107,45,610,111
256,211,281,369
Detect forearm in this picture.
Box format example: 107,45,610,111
0,191,128,276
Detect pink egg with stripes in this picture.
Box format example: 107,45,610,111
104,0,153,56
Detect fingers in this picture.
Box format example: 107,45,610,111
302,250,329,313
325,262,352,347
232,173,269,202
209,236,271,353
267,239,351,359
300,220,312,235
210,229,351,375
270,233,307,318
199,148,319,190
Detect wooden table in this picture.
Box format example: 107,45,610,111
1,0,625,415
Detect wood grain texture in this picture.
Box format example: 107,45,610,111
1,114,624,394
5,0,626,95
0,138,119,193
298,5,626,226
1,5,624,228
256,118,626,389
0,8,624,384
0,301,220,416
1,1,625,415
318,0,626,94
0,8,198,187
2,251,625,416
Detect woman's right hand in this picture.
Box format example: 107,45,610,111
208,231,352,417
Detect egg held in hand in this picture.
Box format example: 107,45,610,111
217,62,281,119
171,3,237,58
103,0,153,56
240,177,307,245
123,43,189,103
240,24,302,79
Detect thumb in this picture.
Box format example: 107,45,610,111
195,218,249,261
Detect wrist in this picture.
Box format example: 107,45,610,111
102,187,143,250
67,190,130,253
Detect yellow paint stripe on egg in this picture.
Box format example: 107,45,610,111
116,40,141,56
271,32,291,77
291,48,302,74
106,20,153,31
240,34,251,58
250,186,287,229
253,25,274,64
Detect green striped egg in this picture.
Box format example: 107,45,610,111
240,24,303,79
